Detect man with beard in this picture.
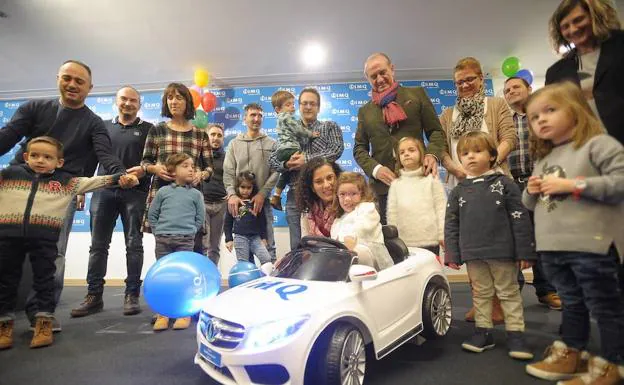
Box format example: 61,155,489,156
70,86,153,318
200,124,227,265
0,60,133,331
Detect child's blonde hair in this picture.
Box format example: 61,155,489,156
456,131,498,168
526,81,604,160
271,90,295,110
394,136,426,174
333,172,375,217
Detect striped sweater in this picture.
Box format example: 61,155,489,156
0,164,121,240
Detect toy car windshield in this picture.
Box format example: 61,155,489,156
273,237,354,282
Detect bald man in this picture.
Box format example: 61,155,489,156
354,52,447,223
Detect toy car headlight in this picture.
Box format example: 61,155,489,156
245,315,310,349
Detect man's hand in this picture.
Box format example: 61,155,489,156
261,239,268,247
446,262,461,270
251,193,265,215
527,176,542,195
540,177,575,196
226,241,233,252
228,195,243,216
119,174,139,189
76,195,85,211
151,164,174,182
518,260,534,270
423,154,439,177
126,165,145,178
286,152,305,170
376,166,397,186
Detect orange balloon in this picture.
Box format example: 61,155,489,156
190,89,201,109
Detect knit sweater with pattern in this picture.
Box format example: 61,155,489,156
0,164,121,241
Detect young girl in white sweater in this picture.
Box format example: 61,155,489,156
331,172,394,270
387,137,447,254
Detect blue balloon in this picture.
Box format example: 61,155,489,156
515,69,534,85
144,251,221,318
228,261,264,288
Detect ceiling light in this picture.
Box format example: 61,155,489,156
301,42,326,68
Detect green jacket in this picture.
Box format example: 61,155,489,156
353,86,447,195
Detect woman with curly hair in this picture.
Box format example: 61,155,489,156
295,158,342,240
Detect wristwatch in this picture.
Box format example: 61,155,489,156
572,177,587,200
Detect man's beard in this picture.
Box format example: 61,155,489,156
120,111,136,121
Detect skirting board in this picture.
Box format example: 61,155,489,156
64,272,535,287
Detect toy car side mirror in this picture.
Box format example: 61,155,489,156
349,264,378,283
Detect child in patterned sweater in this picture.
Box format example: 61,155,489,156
0,136,137,350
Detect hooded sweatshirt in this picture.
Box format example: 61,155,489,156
223,132,278,198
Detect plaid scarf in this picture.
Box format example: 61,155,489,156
306,202,335,237
449,86,486,139
371,82,407,127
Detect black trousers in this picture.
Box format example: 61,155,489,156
0,237,58,318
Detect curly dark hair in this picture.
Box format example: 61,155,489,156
295,158,342,213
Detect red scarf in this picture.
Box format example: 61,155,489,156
371,82,407,127
307,202,335,237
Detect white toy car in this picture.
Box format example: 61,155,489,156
194,227,452,385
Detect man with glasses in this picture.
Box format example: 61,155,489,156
224,103,278,260
354,52,447,223
269,88,344,250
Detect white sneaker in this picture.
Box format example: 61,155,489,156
261,262,274,276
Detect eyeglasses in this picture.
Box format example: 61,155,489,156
300,101,319,107
455,76,479,87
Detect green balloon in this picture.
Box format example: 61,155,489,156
502,56,521,77
193,109,208,129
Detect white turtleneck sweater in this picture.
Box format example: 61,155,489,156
387,167,447,247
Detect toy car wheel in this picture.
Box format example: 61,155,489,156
422,283,452,339
324,324,366,385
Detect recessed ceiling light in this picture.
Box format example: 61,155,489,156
301,42,326,68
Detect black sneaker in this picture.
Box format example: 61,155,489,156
462,327,495,353
123,294,141,316
507,331,534,360
29,316,62,333
70,294,103,318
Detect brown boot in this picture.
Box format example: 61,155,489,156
30,317,54,349
0,320,13,350
492,295,504,325
557,356,624,385
526,341,589,381
539,293,563,311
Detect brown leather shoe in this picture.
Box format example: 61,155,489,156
70,294,103,318
526,341,588,381
539,293,563,311
557,356,624,385
30,317,54,349
0,320,13,350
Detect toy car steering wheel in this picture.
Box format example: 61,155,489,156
299,236,349,250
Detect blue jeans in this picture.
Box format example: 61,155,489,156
25,196,76,320
285,188,301,251
233,234,271,265
86,188,147,295
541,248,624,364
262,199,276,261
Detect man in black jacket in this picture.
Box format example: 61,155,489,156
70,86,153,318
0,60,133,330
